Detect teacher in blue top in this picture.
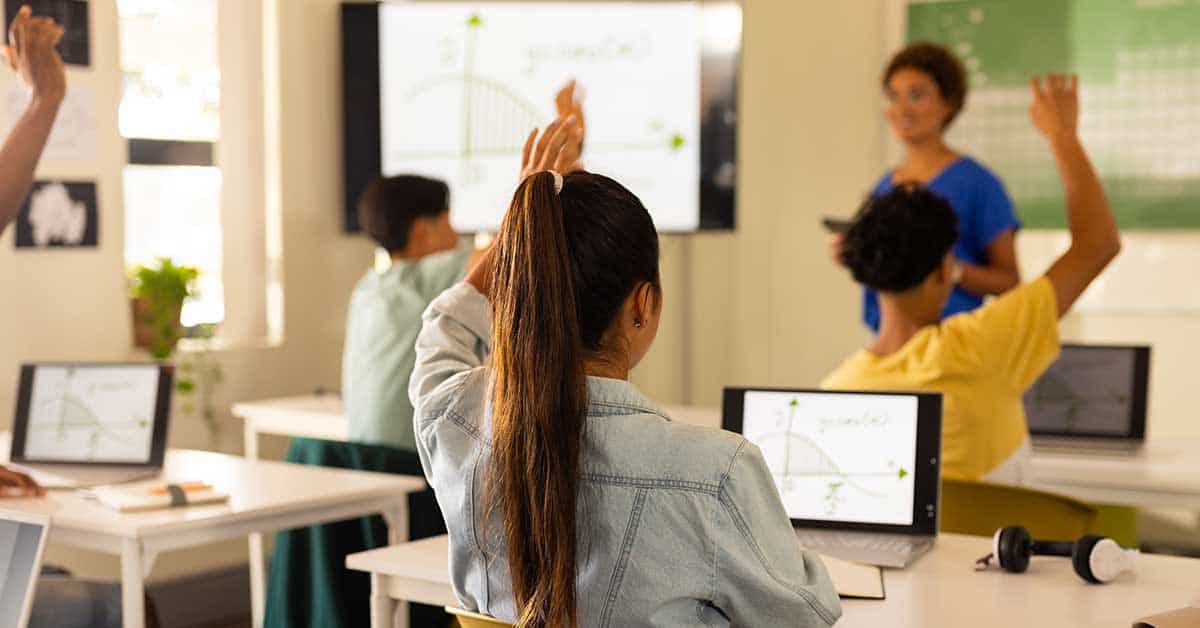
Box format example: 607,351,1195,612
851,42,1021,331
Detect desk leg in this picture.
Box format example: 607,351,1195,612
249,532,266,628
383,500,410,628
120,538,146,628
371,573,399,628
244,420,259,461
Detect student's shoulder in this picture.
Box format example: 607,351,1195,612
588,412,750,489
821,351,875,389
938,278,1055,353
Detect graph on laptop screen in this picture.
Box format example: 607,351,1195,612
740,391,918,526
23,365,160,463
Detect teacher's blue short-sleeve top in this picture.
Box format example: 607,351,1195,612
863,156,1020,331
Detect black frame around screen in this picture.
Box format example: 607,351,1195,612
340,1,739,233
1025,344,1150,441
722,387,943,536
11,363,174,467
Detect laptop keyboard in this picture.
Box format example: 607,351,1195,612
796,532,926,555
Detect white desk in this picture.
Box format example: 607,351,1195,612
1,448,425,628
235,396,1200,513
231,393,355,627
1028,441,1200,510
347,533,1200,628
233,394,349,461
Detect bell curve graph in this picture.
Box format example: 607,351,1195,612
378,3,703,231
741,391,919,525
393,15,687,166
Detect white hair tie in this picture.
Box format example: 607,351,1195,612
550,170,563,195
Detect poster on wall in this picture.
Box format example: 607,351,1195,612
4,0,90,66
4,85,96,161
14,180,98,249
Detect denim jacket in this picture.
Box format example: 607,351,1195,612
410,283,842,627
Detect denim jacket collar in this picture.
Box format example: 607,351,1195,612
585,376,667,420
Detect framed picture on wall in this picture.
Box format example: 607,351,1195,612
14,180,98,249
4,0,90,66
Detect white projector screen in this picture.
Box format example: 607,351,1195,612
342,1,740,233
380,3,701,232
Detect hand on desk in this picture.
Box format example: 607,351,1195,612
0,464,43,497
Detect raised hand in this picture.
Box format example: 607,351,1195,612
518,115,581,182
1029,74,1078,141
4,5,66,107
554,79,585,166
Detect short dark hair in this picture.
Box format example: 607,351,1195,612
357,175,450,252
884,42,968,128
841,183,959,293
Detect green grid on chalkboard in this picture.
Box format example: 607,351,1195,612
908,0,1200,229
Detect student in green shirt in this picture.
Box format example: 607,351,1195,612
341,174,479,451
342,81,585,450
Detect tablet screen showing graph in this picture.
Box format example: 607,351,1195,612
19,365,162,464
739,390,920,526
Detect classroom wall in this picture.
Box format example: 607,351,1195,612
633,0,881,410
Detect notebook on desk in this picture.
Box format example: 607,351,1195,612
723,387,943,569
1025,344,1150,455
8,363,174,488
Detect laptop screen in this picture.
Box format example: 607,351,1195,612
1024,345,1150,440
723,388,942,535
0,513,48,628
12,364,173,466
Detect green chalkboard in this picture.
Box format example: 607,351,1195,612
908,0,1200,229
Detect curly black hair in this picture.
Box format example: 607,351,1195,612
884,42,968,129
357,174,450,252
841,183,959,293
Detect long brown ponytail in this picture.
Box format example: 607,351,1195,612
488,170,660,628
489,171,587,628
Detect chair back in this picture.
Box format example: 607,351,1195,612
445,606,514,628
940,478,1098,540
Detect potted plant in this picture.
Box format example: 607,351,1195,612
129,259,225,440
129,258,199,359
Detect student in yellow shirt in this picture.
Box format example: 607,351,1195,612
823,75,1120,484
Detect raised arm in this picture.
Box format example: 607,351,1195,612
465,114,581,297
1031,74,1121,317
0,6,65,235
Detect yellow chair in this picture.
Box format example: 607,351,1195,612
940,478,1099,540
445,606,514,628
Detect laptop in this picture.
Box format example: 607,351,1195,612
723,387,942,568
0,510,50,628
9,363,173,488
1024,344,1150,454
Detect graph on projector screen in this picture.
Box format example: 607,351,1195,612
741,391,918,525
23,366,159,463
379,3,702,232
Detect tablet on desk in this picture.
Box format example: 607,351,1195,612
1024,344,1150,454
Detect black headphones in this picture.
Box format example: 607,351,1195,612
978,526,1134,584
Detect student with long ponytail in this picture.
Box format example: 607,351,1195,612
411,117,840,627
